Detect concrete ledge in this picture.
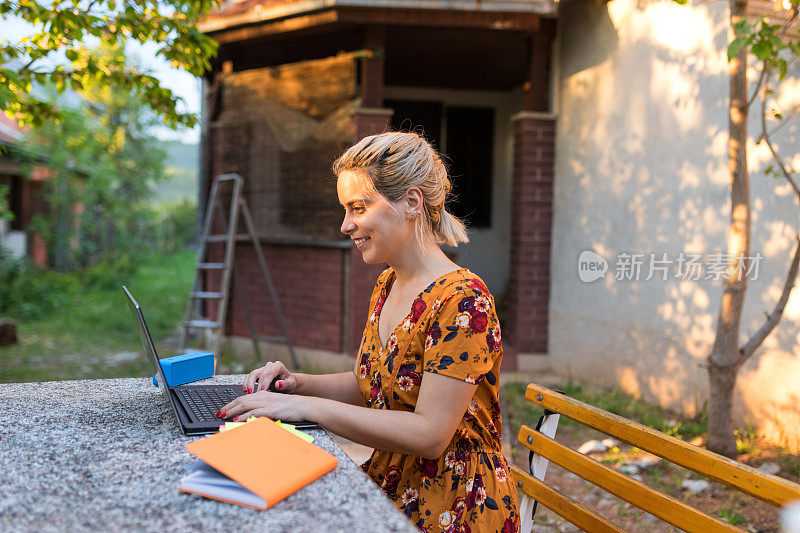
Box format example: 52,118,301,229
0,376,416,531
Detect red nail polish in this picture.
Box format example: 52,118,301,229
215,411,220,417
277,382,282,390
221,412,226,418
248,388,252,394
233,417,239,421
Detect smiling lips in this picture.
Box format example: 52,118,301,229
353,236,370,248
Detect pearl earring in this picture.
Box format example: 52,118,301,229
411,211,419,220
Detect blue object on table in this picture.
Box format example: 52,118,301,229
159,352,215,386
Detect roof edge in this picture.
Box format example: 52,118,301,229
199,0,557,34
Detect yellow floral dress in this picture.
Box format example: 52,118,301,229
356,267,520,533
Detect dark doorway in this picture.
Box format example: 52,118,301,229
386,99,493,228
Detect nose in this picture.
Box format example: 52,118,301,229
341,212,356,236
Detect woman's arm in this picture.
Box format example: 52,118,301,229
294,372,364,406
221,371,476,459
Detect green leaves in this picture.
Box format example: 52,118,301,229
1,0,219,130
727,37,748,61
0,185,13,222
727,14,799,65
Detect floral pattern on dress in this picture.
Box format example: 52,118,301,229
355,268,520,533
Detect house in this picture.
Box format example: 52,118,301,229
0,114,49,267
197,0,800,450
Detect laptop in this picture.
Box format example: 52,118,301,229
123,286,318,435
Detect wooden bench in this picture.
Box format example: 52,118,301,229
510,383,800,532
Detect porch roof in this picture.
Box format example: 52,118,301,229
199,0,557,35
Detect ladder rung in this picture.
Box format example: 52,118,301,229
190,291,223,299
254,335,291,344
185,320,220,329
206,234,250,243
197,263,225,270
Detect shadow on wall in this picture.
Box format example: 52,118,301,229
559,0,619,79
551,0,800,449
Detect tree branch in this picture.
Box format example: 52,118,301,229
768,102,800,137
740,50,800,364
760,72,800,196
747,62,767,109
740,236,800,363
17,57,39,75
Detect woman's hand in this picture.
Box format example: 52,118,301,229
217,390,315,422
242,361,297,394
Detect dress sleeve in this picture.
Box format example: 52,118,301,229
421,286,503,384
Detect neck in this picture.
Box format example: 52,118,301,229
388,237,458,288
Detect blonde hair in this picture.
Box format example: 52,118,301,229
333,131,469,247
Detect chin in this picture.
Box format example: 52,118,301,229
360,251,382,265
359,245,388,265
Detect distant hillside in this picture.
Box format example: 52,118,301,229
154,140,199,205
162,140,199,175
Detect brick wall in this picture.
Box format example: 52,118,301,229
204,242,345,351
210,54,358,240
505,113,555,358
226,243,344,351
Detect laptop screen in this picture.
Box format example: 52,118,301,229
123,286,170,395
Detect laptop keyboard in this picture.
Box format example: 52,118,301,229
179,388,238,422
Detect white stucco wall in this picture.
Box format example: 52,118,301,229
551,0,800,450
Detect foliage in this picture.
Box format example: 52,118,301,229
734,422,760,454
501,381,708,442
0,249,196,383
12,42,194,270
0,184,12,221
718,509,746,526
14,101,95,270
0,247,81,320
0,0,218,129
728,16,800,76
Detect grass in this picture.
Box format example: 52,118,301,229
0,250,195,383
718,508,746,525
502,379,708,443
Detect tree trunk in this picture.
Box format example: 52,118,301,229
706,0,751,457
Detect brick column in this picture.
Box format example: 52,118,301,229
345,107,394,355
505,112,555,360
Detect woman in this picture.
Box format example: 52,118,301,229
219,131,520,532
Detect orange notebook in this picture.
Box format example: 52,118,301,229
180,417,338,510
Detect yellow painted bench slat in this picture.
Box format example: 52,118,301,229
525,383,800,507
518,426,744,533
510,465,624,533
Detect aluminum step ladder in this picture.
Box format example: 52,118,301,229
177,173,298,369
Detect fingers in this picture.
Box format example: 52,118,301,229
242,361,284,393
218,391,277,420
273,374,297,393
243,368,259,394
218,394,253,420
255,361,288,392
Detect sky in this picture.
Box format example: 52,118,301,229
0,16,202,144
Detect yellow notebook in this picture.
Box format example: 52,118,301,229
180,417,338,510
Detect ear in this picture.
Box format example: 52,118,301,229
404,187,424,218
